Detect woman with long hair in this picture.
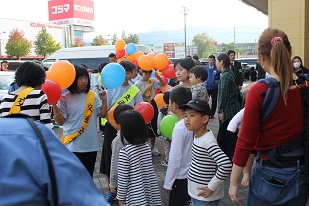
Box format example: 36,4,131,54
229,28,309,205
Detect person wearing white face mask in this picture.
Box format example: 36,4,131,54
292,56,309,77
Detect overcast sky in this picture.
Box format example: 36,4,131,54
0,0,268,42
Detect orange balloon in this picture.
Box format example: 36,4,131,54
161,85,173,93
115,39,126,50
126,53,136,61
107,105,120,130
135,51,144,61
154,93,166,108
147,53,156,62
138,55,154,71
117,58,125,63
47,60,76,90
154,53,169,70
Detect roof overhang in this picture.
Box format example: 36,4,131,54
240,0,268,15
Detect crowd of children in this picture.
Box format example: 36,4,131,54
3,26,309,206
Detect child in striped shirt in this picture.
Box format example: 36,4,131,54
179,99,232,206
116,110,162,206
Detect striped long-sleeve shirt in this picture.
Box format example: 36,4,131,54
187,130,232,201
0,90,52,128
117,142,163,206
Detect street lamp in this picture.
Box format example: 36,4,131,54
0,31,6,58
182,6,188,57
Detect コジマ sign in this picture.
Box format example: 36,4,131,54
48,0,94,21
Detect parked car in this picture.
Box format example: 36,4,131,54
236,58,258,69
168,58,180,65
0,71,15,103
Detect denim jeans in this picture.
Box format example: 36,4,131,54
191,198,219,206
247,160,309,206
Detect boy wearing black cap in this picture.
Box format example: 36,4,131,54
179,99,232,205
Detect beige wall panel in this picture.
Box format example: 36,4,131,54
270,0,301,20
270,19,301,39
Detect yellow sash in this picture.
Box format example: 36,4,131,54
111,84,140,108
96,73,106,90
107,84,140,129
61,90,95,145
95,73,107,126
144,78,152,103
9,87,34,114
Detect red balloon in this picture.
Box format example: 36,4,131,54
41,79,62,105
134,102,154,124
132,60,138,67
161,64,176,79
158,75,168,85
168,59,172,65
116,49,126,58
155,89,160,95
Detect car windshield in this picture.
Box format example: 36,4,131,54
0,74,14,90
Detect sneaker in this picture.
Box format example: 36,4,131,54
161,160,168,167
151,147,161,156
105,191,116,204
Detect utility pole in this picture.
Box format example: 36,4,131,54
182,6,188,57
233,27,236,50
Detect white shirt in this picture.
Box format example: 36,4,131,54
227,108,244,133
163,119,194,190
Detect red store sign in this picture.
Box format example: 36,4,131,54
48,0,94,21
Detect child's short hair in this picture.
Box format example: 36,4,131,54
170,86,192,106
114,104,134,124
119,60,135,72
15,61,46,88
179,98,211,117
189,65,208,82
118,110,148,145
163,91,170,105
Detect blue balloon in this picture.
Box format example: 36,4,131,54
101,63,126,89
125,43,136,55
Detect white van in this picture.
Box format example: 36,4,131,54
42,45,152,71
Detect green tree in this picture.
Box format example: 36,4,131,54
120,30,139,44
221,42,243,55
126,33,139,44
192,33,217,58
91,35,109,46
71,36,86,47
5,28,32,59
34,27,61,58
111,32,118,45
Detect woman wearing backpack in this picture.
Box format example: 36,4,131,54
229,28,309,205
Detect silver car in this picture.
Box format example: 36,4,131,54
0,71,15,103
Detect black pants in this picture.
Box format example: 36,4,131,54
99,122,117,178
169,179,191,206
73,151,97,178
207,88,218,117
147,99,159,139
217,119,238,162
